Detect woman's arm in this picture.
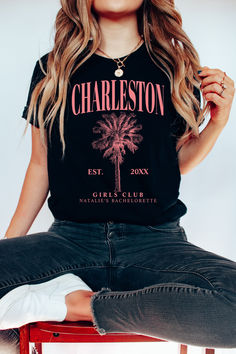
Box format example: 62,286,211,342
178,67,235,175
4,126,49,238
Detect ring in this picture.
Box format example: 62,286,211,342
219,72,227,97
220,71,227,86
220,87,226,97
221,83,227,90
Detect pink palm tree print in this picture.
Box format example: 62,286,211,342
91,112,143,192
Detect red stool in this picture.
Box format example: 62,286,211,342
19,320,215,354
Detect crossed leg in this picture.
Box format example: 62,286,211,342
88,232,236,348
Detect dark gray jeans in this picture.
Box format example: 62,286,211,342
0,217,236,351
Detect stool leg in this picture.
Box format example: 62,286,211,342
33,343,42,354
205,349,215,354
180,344,188,354
19,324,30,354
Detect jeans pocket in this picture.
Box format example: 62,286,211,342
48,218,78,231
145,218,188,241
52,218,68,225
145,218,181,232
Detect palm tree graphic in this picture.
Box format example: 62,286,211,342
91,112,143,192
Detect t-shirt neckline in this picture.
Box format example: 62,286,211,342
93,41,145,61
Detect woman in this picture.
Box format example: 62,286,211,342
1,0,235,352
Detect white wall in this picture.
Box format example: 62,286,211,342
0,1,235,353
175,0,236,263
0,0,60,233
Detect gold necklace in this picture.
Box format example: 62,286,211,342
96,36,144,77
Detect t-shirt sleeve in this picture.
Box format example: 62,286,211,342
21,53,49,128
170,85,202,141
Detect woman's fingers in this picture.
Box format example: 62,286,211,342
201,83,225,96
202,92,225,106
199,67,235,100
197,66,235,125
200,73,233,91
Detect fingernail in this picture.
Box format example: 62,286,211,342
198,70,202,74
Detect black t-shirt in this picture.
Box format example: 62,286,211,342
22,43,198,225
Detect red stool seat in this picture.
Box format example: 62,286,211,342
19,320,215,354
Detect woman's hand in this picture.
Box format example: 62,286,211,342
199,67,235,127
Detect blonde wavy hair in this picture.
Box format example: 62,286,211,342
23,0,209,159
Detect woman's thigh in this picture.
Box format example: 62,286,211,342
111,221,236,303
0,219,111,298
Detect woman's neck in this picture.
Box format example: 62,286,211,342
96,12,142,58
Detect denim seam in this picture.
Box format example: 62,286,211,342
93,283,235,307
105,232,113,288
105,237,112,265
96,284,219,298
132,265,216,289
0,264,108,290
145,225,183,233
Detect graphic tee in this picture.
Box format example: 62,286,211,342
22,42,199,225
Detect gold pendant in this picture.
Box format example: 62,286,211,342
114,68,124,77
